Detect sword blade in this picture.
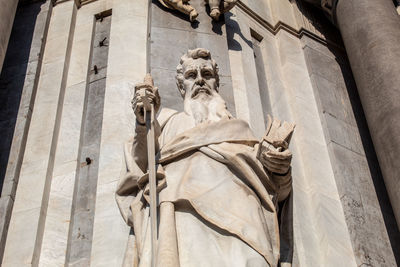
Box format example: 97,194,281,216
145,104,158,267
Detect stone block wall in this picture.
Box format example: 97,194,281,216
303,34,400,266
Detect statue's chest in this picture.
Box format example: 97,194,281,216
159,151,238,200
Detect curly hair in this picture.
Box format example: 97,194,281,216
176,48,219,96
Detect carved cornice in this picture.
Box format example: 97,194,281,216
236,1,344,49
51,0,340,47
54,0,96,8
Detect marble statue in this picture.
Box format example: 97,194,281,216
158,0,237,21
116,48,295,267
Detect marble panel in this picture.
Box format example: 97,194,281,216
303,42,343,84
263,30,357,266
39,46,89,266
90,213,129,267
304,35,400,265
309,73,357,127
324,113,364,155
328,142,397,266
0,196,13,255
66,13,110,266
226,9,265,137
0,1,52,210
2,208,41,266
1,2,76,265
0,0,19,70
66,25,93,87
91,0,148,264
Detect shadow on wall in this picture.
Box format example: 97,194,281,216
225,12,253,51
152,0,254,51
330,43,400,265
0,1,43,193
204,4,223,35
152,0,201,28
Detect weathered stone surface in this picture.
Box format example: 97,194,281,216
336,0,400,232
0,0,49,193
0,196,13,261
225,9,265,136
252,37,272,123
66,15,110,266
1,1,76,265
0,0,19,71
91,1,148,265
0,0,52,264
303,35,400,266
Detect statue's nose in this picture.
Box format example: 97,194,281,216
195,75,205,86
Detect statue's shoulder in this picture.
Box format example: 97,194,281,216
157,107,179,129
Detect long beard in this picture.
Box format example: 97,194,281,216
184,90,232,125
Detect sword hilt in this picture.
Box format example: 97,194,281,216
135,73,158,112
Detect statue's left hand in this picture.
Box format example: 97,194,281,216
258,141,292,175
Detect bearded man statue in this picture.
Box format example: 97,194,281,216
116,48,294,267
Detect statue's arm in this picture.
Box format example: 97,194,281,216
131,121,161,173
131,74,162,172
256,143,292,202
257,116,295,202
271,168,292,202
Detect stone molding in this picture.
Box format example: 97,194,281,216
53,0,336,46
236,1,342,49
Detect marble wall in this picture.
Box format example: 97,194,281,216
303,34,400,266
0,0,398,266
0,4,53,262
0,0,19,71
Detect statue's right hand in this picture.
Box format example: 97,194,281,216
132,82,160,125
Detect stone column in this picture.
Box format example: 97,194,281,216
335,0,400,228
0,0,19,72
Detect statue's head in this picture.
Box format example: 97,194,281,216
176,48,220,99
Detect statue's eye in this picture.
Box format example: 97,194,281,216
202,70,213,79
186,71,196,79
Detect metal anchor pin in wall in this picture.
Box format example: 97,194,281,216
99,37,107,47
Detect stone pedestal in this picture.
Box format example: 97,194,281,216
336,0,400,229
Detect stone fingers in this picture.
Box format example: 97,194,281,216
261,150,291,174
134,102,145,124
266,149,292,160
262,159,290,174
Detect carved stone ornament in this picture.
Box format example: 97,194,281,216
116,48,295,267
158,0,238,21
302,0,338,23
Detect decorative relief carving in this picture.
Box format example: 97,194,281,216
158,0,237,21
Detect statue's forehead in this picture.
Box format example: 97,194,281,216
182,58,213,70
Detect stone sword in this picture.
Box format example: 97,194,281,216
135,74,158,267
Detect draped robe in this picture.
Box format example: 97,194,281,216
116,108,292,267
